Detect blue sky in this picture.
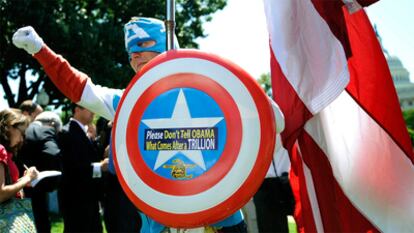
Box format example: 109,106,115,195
1,0,413,108
366,0,414,79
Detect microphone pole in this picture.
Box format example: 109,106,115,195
166,0,176,51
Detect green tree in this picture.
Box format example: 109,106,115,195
403,109,414,144
403,109,414,129
257,73,272,97
0,0,226,108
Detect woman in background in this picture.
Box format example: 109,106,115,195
0,108,38,203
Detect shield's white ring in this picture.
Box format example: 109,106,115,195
115,58,261,213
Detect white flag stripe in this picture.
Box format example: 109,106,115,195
264,0,349,114
304,91,414,232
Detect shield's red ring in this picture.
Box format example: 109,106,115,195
125,73,242,195
112,50,276,227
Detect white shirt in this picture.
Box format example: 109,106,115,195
69,118,102,178
266,141,291,178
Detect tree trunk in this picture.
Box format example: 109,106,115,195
0,71,15,107
17,67,28,106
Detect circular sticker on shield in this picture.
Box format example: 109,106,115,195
113,49,276,228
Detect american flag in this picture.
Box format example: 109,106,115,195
263,0,414,232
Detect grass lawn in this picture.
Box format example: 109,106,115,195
288,216,298,233
50,214,64,233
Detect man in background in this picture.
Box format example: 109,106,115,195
253,147,294,233
58,104,108,233
18,111,63,233
19,100,43,121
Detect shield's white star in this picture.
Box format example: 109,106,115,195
142,89,223,170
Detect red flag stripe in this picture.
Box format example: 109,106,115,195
310,0,379,58
270,50,313,150
343,9,414,161
296,147,325,233
289,143,318,233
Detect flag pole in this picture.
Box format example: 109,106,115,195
166,0,175,51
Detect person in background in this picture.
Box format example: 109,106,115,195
95,118,112,156
87,121,107,222
253,145,294,233
57,104,108,233
19,100,43,121
87,122,97,141
94,117,143,233
0,108,38,203
18,111,63,233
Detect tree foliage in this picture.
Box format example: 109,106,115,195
0,0,226,108
403,109,414,129
257,73,272,97
403,109,414,144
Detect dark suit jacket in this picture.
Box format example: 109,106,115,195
58,120,103,233
20,122,61,170
19,122,61,191
18,122,62,233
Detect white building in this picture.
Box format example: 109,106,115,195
377,27,414,110
387,54,414,110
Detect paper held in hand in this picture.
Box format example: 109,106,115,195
31,170,62,187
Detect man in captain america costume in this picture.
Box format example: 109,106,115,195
12,17,285,232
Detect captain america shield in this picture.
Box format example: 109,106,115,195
112,49,276,228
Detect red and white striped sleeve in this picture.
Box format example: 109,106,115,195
34,45,87,103
34,45,122,120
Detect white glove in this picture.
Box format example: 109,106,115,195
12,26,44,55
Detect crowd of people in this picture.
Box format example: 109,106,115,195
0,13,295,233
0,101,113,232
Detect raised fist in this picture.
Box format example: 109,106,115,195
12,26,44,55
